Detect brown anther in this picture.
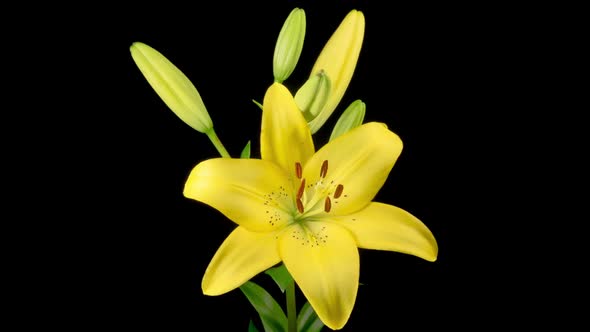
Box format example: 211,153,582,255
297,179,306,200
295,162,302,179
324,196,332,212
320,160,328,178
296,198,304,213
334,184,344,198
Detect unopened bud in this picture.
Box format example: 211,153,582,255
294,71,331,122
273,8,306,83
329,100,366,141
130,42,213,133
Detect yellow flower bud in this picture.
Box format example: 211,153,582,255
273,8,306,83
130,42,213,133
307,10,365,134
329,99,366,141
294,71,331,122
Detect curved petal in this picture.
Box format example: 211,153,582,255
279,222,358,330
308,10,365,133
203,226,281,295
183,158,295,232
330,202,438,262
261,83,315,180
302,122,402,216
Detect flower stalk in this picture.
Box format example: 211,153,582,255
205,128,230,158
286,279,297,332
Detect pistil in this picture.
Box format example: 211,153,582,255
292,159,346,218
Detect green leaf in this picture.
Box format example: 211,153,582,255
264,264,293,293
240,281,287,332
240,140,251,159
252,99,263,110
297,301,324,332
248,320,261,332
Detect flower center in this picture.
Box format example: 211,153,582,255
293,160,347,220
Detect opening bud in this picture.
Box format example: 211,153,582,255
307,10,365,133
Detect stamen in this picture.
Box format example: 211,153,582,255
297,179,306,200
324,196,332,212
297,198,304,213
320,160,328,178
334,184,344,198
295,162,302,179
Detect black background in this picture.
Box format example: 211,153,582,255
7,0,565,330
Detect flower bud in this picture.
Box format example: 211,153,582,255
294,71,331,122
273,8,306,83
130,42,213,133
329,100,366,141
307,10,365,133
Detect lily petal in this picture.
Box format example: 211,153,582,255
331,202,438,262
203,226,281,295
308,10,365,133
279,222,358,330
184,158,295,232
261,83,315,180
302,122,402,215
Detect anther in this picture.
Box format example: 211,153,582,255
297,179,306,200
297,198,304,213
320,160,328,178
334,184,344,198
295,162,302,179
324,196,332,212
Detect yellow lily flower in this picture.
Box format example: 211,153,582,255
306,9,365,134
184,83,437,330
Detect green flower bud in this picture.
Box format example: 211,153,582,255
130,42,213,133
294,71,331,122
329,99,366,141
273,8,306,83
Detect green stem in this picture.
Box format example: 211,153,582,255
286,279,297,332
205,128,231,158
